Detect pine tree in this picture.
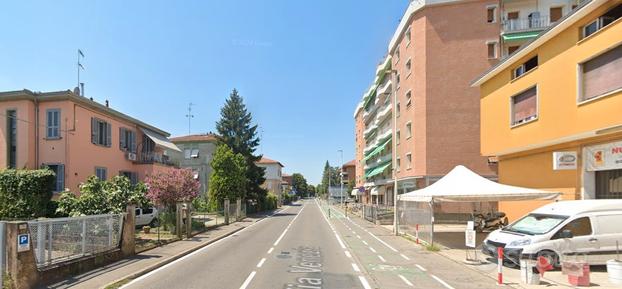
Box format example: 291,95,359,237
216,89,267,204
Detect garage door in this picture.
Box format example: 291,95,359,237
595,169,622,199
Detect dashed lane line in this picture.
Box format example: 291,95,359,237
378,255,386,263
352,263,361,272
400,253,411,261
415,264,427,272
267,247,274,254
239,271,256,289
256,258,266,268
431,275,456,289
398,274,414,287
359,276,372,289
345,250,352,258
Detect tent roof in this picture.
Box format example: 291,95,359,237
398,165,561,202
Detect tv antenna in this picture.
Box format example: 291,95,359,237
185,102,195,134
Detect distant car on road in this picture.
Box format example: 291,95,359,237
135,207,159,227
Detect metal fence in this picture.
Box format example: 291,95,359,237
0,222,5,288
362,204,394,225
397,200,433,245
28,214,124,269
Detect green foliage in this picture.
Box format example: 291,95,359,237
291,173,308,196
319,161,340,197
215,89,266,202
191,196,211,212
0,169,55,219
263,192,278,211
208,145,247,210
56,176,150,216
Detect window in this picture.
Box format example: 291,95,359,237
550,7,563,23
119,128,136,152
91,118,112,147
579,45,622,102
487,41,498,59
396,130,401,145
405,26,411,44
405,58,412,73
95,167,107,180
508,45,520,55
406,153,412,169
46,164,65,192
553,217,592,239
406,122,412,139
6,110,17,168
184,149,192,159
46,109,60,139
487,6,497,23
581,4,621,38
395,48,400,62
396,157,401,172
512,56,538,79
406,91,412,108
120,171,138,185
191,149,200,158
396,102,400,118
511,86,538,126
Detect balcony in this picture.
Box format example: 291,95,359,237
376,102,392,123
502,15,550,33
135,151,177,166
377,78,392,96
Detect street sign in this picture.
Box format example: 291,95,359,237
465,229,476,248
467,221,474,231
17,234,30,252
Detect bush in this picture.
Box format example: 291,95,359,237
263,192,278,211
0,169,55,219
192,195,211,212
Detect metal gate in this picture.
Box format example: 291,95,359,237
0,221,6,288
397,200,434,245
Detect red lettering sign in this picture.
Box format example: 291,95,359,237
612,147,622,154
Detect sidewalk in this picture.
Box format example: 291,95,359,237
41,212,270,289
334,203,620,289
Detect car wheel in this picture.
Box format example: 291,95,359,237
537,250,560,268
149,218,160,228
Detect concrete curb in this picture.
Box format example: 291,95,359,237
100,212,275,289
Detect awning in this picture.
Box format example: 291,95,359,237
366,162,391,178
363,137,392,161
371,186,386,196
502,31,541,42
141,128,181,152
351,189,361,196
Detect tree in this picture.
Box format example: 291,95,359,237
145,168,200,209
208,145,247,209
291,173,308,196
320,161,341,197
308,185,317,197
216,89,266,204
56,176,149,216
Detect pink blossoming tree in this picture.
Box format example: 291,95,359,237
145,168,200,209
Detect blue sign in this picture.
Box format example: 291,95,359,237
17,234,30,252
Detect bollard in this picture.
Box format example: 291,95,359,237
497,247,504,285
328,207,331,218
415,224,420,244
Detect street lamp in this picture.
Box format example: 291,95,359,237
388,68,399,236
338,149,344,208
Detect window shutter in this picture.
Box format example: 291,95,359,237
512,87,537,123
582,45,622,101
130,131,136,153
57,164,65,192
91,117,98,144
119,128,126,150
106,122,112,147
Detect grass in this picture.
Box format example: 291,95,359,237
425,243,441,252
104,279,130,289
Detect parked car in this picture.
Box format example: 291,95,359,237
135,207,159,227
482,200,622,267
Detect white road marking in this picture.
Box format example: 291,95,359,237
273,205,305,246
378,255,386,263
356,235,361,239
367,231,398,252
368,246,376,253
256,258,266,268
400,253,411,261
359,276,372,289
273,229,288,246
362,240,368,246
431,275,455,289
267,247,274,254
351,263,361,272
398,274,414,287
335,233,346,249
345,250,352,258
415,264,427,272
239,271,257,289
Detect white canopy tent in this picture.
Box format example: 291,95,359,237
398,165,561,203
397,165,561,245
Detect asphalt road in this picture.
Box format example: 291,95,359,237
122,199,366,289
122,199,504,289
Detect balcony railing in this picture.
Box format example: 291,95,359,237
502,15,550,33
136,151,177,166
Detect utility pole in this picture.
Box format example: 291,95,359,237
391,68,399,236
185,103,194,134
339,149,344,208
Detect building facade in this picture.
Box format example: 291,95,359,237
0,89,179,193
256,157,284,197
355,0,500,206
474,0,622,220
169,134,218,195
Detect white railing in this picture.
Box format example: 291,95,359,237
502,15,550,32
28,214,124,269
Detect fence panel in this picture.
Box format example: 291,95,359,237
397,200,433,245
0,221,5,288
28,214,124,269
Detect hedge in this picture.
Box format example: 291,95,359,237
0,169,55,219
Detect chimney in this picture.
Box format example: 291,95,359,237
73,86,80,95
105,100,109,107
80,83,85,97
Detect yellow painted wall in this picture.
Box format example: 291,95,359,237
480,1,622,157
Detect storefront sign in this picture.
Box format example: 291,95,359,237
585,140,622,171
553,151,577,170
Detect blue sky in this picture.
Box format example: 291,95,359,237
0,0,407,184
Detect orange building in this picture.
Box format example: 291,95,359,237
474,0,622,220
0,89,180,193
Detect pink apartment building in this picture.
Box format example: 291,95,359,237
0,89,180,194
356,0,500,206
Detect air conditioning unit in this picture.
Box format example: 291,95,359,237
127,152,137,161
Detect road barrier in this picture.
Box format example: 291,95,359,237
497,247,503,285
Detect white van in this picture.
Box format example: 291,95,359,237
482,200,622,266
135,207,159,227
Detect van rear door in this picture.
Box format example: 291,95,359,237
594,213,622,264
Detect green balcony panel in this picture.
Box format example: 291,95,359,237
502,31,541,42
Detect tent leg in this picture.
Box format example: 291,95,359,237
430,200,434,247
